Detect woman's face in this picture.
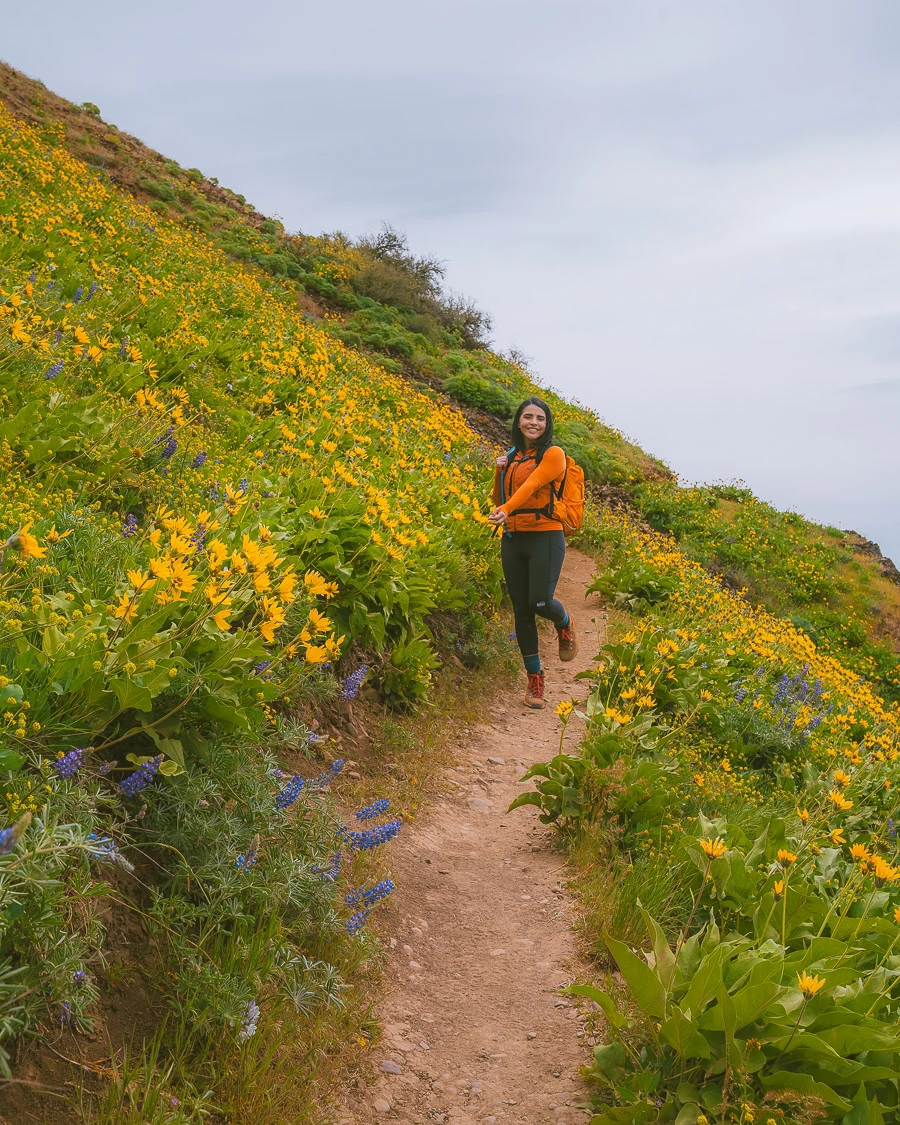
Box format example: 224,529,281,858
519,405,547,444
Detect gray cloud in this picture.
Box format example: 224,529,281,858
3,0,899,556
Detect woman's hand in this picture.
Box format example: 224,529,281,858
487,508,508,525
495,455,508,468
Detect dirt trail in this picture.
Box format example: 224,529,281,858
338,548,602,1125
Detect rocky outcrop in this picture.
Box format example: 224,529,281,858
842,533,900,586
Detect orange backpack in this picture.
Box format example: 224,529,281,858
502,447,585,534
549,452,585,534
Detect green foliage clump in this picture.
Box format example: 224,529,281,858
443,371,519,418
514,507,900,1122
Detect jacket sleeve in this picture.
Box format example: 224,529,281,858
500,446,566,516
492,464,503,507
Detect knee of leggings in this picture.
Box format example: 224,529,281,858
530,598,548,616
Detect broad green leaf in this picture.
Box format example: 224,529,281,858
563,984,629,1030
110,677,153,714
659,1006,710,1059
201,696,252,731
0,748,24,772
604,934,666,1020
590,1040,628,1084
715,982,741,1071
820,1024,900,1055
506,792,545,813
675,931,701,987
639,903,676,988
730,980,786,1029
761,1072,851,1112
681,944,725,1019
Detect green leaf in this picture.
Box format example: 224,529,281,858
507,792,545,813
110,677,153,713
639,903,676,988
761,1072,851,1112
201,695,251,731
730,981,786,1029
41,626,66,656
590,1040,628,1084
0,748,24,773
563,984,630,1030
141,724,186,769
715,982,741,1071
590,1107,656,1125
604,934,667,1020
681,944,725,1020
659,1006,711,1059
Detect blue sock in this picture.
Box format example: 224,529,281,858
523,653,542,675
558,612,570,630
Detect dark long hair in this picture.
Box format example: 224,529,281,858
511,397,554,462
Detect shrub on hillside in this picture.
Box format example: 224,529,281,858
443,372,518,418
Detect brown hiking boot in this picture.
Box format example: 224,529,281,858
524,671,545,709
557,616,578,662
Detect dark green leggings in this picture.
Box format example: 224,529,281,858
500,530,568,666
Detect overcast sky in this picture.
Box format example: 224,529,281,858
4,0,899,558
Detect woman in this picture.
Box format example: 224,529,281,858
487,397,577,708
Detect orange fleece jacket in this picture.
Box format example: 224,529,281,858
492,445,566,533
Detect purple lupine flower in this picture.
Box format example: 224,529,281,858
119,338,129,357
122,514,138,537
87,282,98,299
254,661,271,676
189,523,207,553
315,852,342,881
238,478,249,495
345,877,394,907
346,908,370,936
275,774,304,810
355,797,390,821
340,664,367,701
191,451,207,468
54,748,85,779
344,819,403,852
0,813,31,856
308,759,344,789
160,437,178,460
73,286,84,302
72,970,88,985
237,999,260,1041
236,834,260,871
119,754,163,797
44,359,64,380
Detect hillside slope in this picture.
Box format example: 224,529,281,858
0,91,507,1119
2,59,895,704
0,58,898,1122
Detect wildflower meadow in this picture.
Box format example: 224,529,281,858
516,507,900,1123
1,62,900,1124
0,98,505,1114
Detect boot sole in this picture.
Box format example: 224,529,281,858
523,697,545,709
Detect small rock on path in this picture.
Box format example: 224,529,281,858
337,548,602,1123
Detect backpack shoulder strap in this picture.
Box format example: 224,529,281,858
500,447,519,506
